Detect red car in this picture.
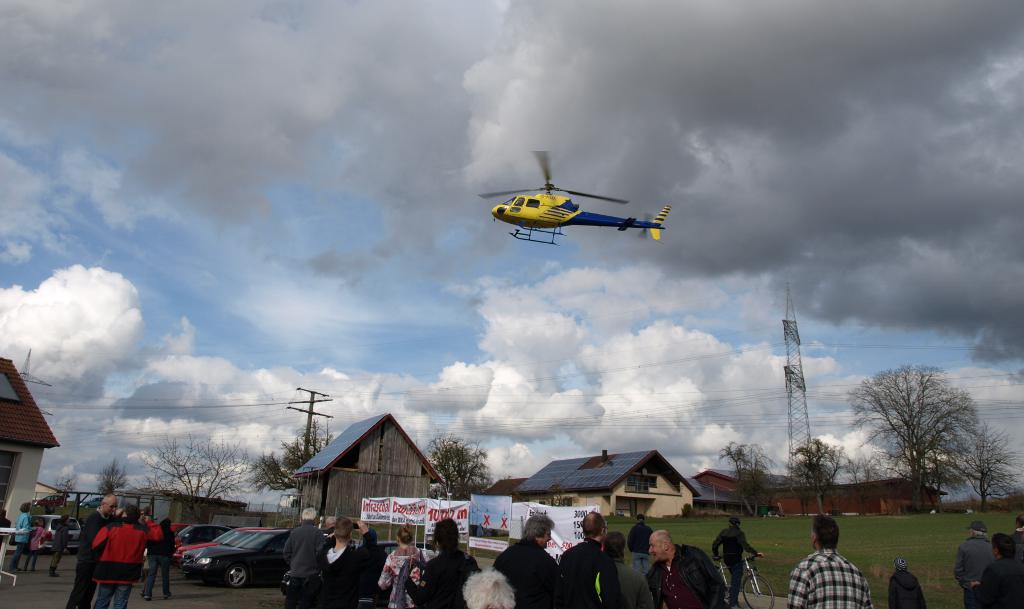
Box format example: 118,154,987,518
32,493,69,510
172,527,271,566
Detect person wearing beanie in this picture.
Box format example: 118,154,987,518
888,557,927,609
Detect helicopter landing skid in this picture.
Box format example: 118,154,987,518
510,225,564,245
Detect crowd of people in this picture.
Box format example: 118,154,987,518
56,493,172,609
281,508,1022,609
4,497,1023,609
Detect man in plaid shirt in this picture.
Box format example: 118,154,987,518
787,515,873,609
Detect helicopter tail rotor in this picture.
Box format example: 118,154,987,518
637,204,672,241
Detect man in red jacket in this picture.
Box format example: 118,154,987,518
91,504,162,609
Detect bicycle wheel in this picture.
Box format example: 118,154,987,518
742,572,774,609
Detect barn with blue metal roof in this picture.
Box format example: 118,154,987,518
294,413,440,518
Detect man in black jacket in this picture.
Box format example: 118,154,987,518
647,529,725,609
627,515,654,574
318,517,365,609
711,517,762,608
358,522,386,609
975,533,1024,609
495,514,559,609
556,512,620,609
64,494,117,609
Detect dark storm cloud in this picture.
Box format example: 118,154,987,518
464,0,1024,359
4,1,1024,358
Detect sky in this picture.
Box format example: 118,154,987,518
2,0,1023,503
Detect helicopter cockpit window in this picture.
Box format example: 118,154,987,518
512,197,525,207
525,199,540,208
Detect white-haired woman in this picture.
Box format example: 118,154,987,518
463,569,516,609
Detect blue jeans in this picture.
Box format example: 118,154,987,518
632,552,650,574
8,542,27,570
728,562,743,607
27,549,39,570
143,555,171,598
963,588,979,609
93,583,132,609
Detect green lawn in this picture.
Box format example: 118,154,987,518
609,513,1012,609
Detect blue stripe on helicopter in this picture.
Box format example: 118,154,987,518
563,211,662,229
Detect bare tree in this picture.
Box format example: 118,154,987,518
956,422,1020,511
250,419,332,491
845,453,884,514
791,439,845,514
142,435,250,521
921,447,965,512
850,365,976,511
98,458,129,495
720,442,774,515
427,434,491,500
55,474,77,494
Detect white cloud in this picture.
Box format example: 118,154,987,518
0,265,143,388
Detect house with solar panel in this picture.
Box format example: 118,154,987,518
293,413,440,518
515,450,699,517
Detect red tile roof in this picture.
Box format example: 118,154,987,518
0,358,59,448
484,477,527,496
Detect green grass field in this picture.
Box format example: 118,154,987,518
607,513,1013,609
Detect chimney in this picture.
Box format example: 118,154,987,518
601,449,608,462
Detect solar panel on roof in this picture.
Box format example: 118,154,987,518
295,413,387,475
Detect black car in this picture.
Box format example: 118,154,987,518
182,529,290,588
176,524,232,549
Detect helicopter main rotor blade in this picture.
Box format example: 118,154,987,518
561,189,630,204
478,189,537,199
533,151,552,184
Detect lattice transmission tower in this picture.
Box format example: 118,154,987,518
783,286,811,457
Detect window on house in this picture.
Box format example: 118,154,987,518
626,475,658,493
0,374,19,402
0,451,13,511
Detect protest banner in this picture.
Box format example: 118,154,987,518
360,497,392,523
425,498,469,536
510,502,598,558
468,494,512,551
390,497,427,525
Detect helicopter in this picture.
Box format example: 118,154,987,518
479,151,671,244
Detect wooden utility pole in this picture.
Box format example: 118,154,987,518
287,387,334,456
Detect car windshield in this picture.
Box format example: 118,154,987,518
213,530,250,546
233,531,278,550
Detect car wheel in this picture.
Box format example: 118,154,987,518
224,563,249,588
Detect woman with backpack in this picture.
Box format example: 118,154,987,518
379,526,436,609
406,519,479,609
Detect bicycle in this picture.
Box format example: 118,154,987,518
714,554,775,609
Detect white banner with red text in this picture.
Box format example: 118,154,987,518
509,502,599,558
359,497,392,523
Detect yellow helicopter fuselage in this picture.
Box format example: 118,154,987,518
491,193,581,228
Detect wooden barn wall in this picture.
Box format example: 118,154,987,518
320,420,432,518
324,470,429,518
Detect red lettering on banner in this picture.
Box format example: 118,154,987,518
482,515,491,527
500,517,508,528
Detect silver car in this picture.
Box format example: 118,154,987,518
38,515,81,553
